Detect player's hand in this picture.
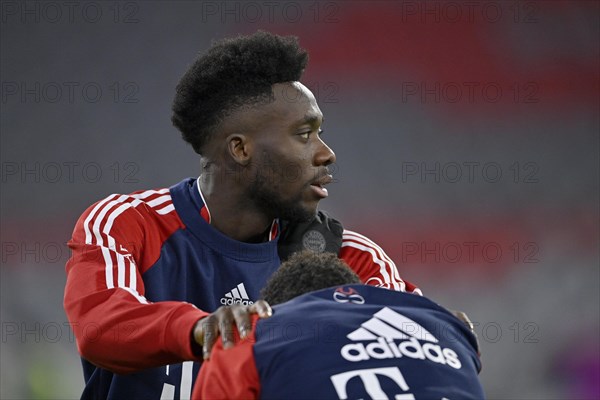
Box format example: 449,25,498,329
451,310,481,356
451,310,474,332
193,300,272,360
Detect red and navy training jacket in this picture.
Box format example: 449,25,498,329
195,285,483,400
64,177,419,399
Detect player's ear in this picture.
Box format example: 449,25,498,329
226,134,252,166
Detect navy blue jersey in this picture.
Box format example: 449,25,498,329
196,285,484,399
65,178,417,399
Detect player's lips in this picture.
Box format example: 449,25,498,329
310,174,333,198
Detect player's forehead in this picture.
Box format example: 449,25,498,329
219,82,322,135
270,82,323,124
272,81,315,100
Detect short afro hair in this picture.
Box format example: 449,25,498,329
171,31,309,154
260,251,361,305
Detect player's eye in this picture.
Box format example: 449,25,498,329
299,128,323,141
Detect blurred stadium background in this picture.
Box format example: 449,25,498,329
1,1,598,398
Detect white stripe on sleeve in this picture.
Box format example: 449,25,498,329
342,230,404,291
84,194,118,244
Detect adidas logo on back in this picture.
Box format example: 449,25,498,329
341,307,462,369
220,283,254,306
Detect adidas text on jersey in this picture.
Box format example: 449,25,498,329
340,307,462,369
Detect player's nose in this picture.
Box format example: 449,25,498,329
314,137,336,166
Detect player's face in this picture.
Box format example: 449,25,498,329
246,82,336,222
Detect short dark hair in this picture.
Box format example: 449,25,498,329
171,31,309,154
261,251,361,305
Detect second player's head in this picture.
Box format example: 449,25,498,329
260,250,361,305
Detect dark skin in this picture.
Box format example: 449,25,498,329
192,82,478,358
193,82,336,358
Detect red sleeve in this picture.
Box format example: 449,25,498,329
63,191,209,374
339,229,422,295
193,315,260,400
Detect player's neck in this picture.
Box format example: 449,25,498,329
199,176,273,243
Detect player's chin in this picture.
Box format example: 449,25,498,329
304,201,322,218
301,193,320,209
288,201,318,223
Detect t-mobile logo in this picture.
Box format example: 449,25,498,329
330,366,415,400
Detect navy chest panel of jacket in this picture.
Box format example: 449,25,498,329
143,178,281,312
142,228,281,311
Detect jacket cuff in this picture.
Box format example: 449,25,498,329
164,303,209,361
